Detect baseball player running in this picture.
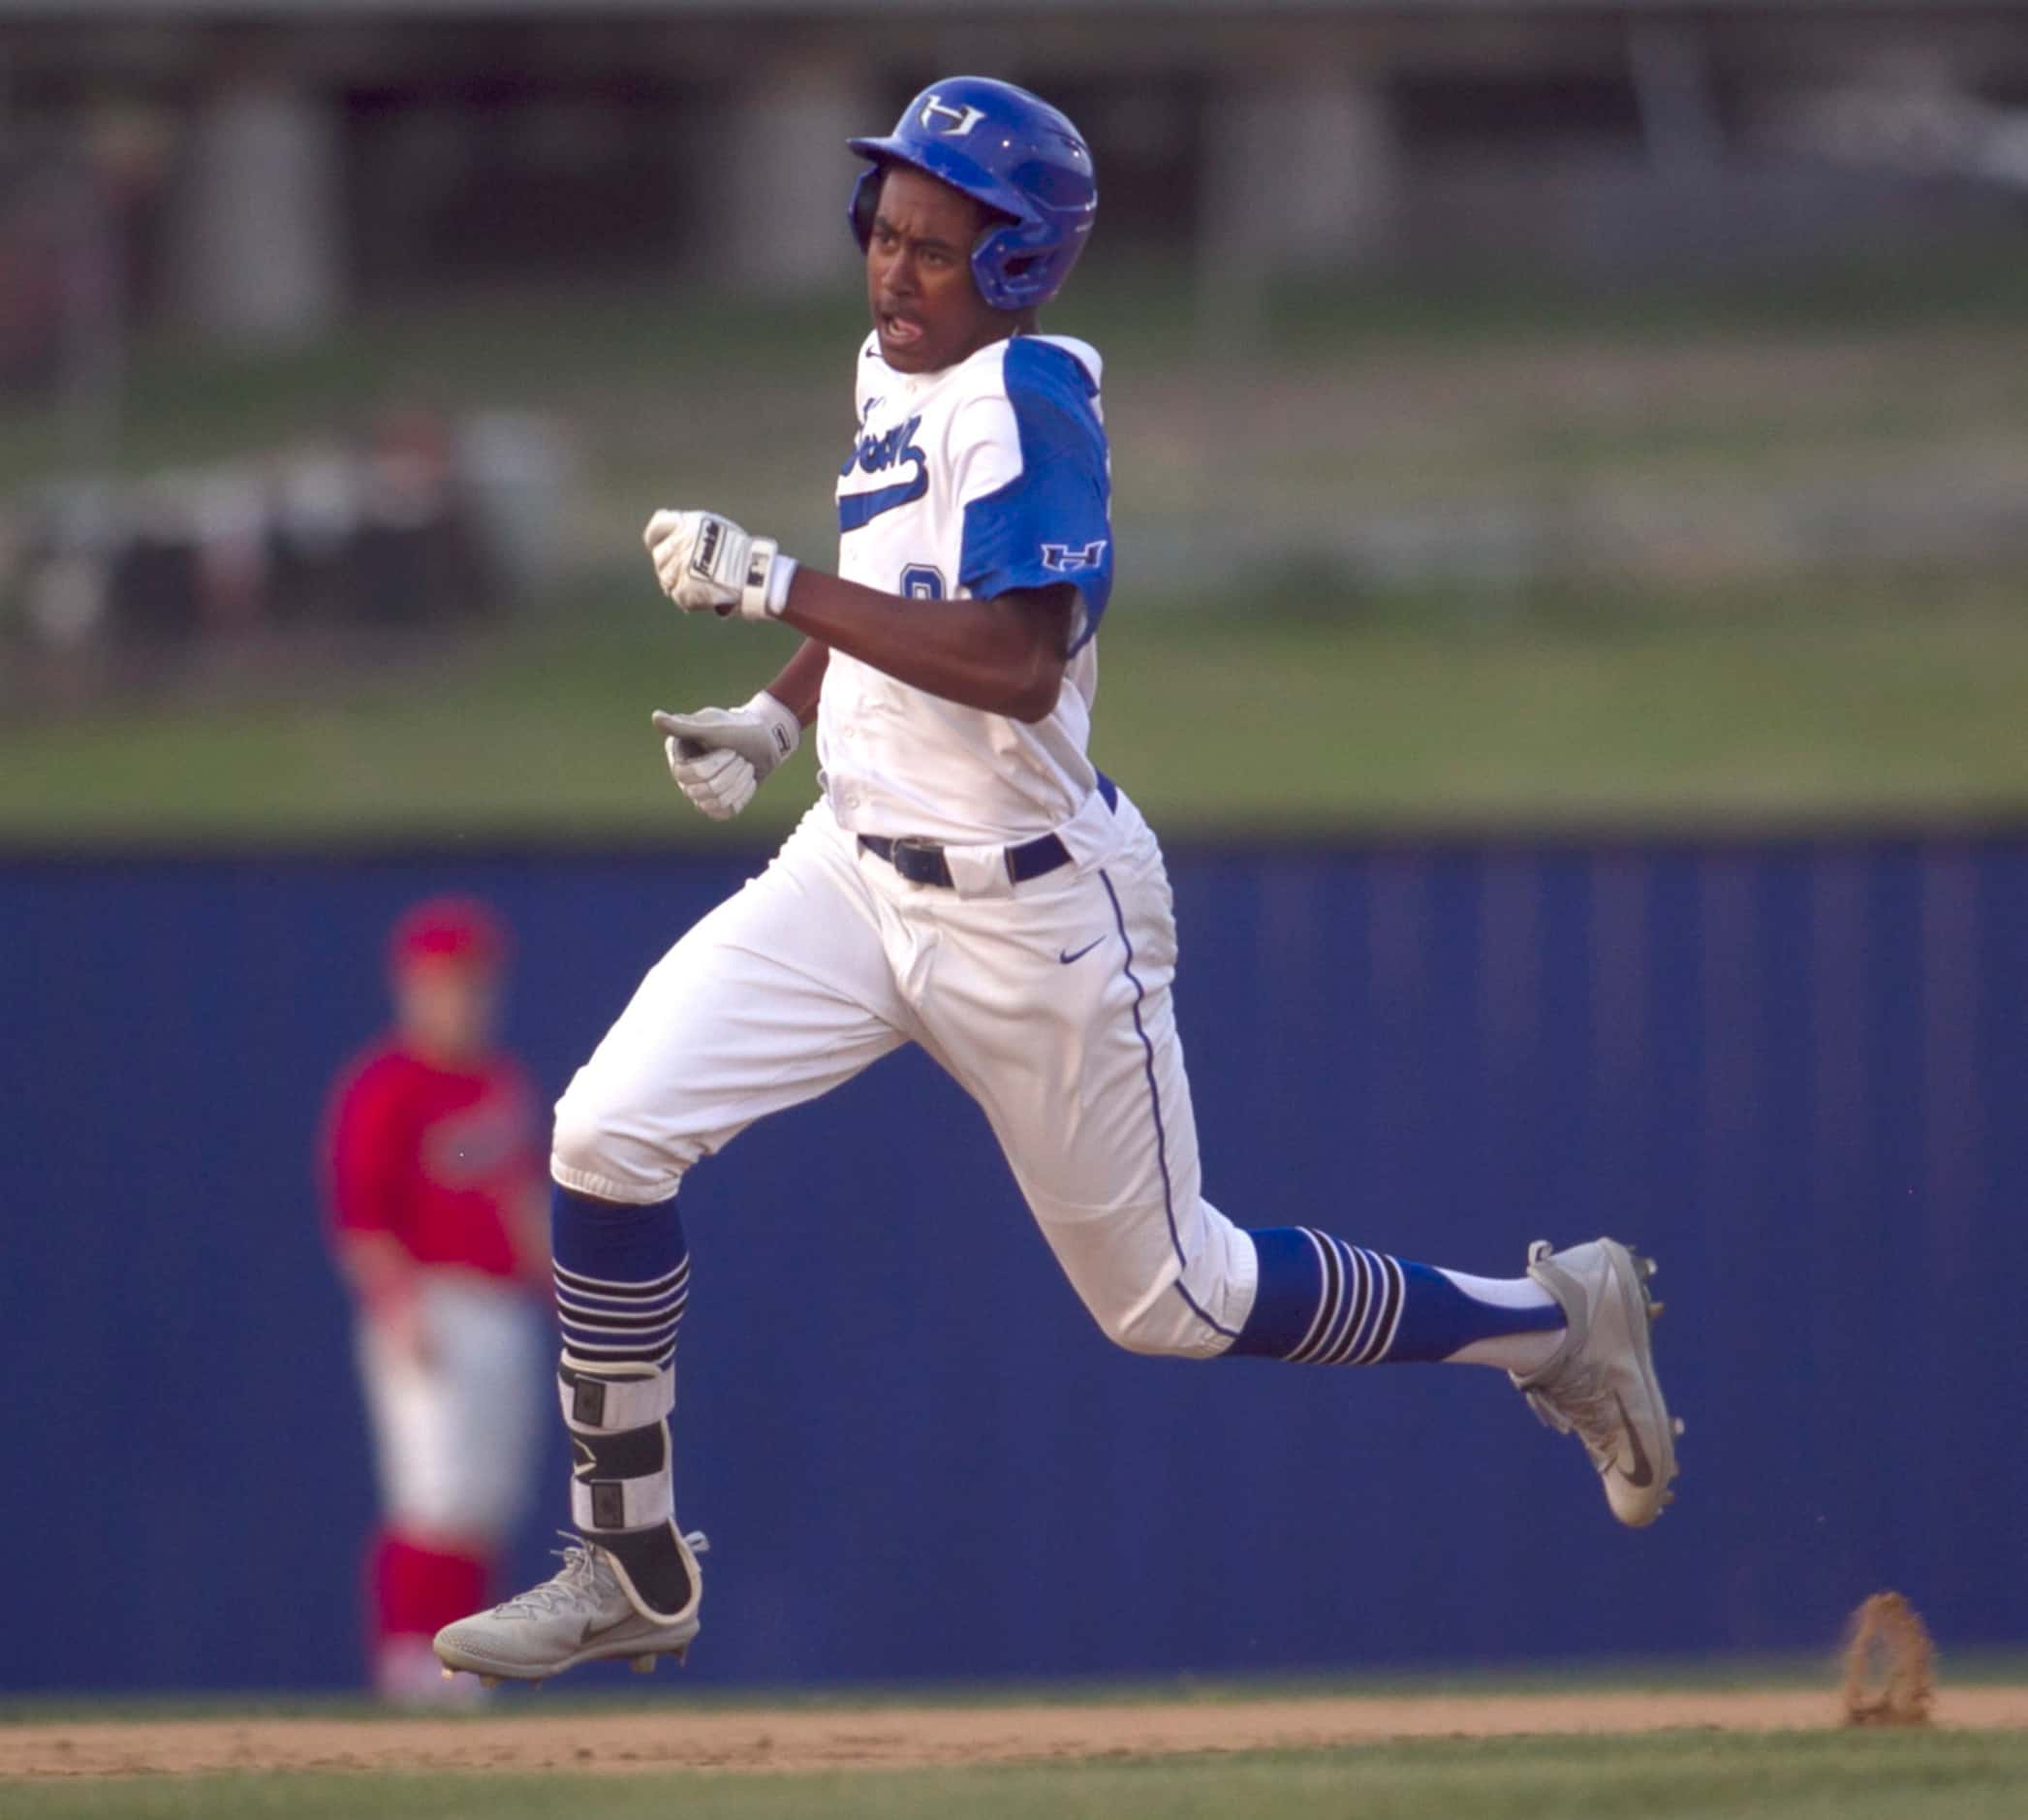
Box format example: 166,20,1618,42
435,77,1679,1688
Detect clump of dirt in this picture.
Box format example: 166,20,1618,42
1842,1590,1936,1728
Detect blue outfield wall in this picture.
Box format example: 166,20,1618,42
3,832,2025,1693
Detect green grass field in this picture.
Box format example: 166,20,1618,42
12,1664,2028,1818
10,1727,2028,1820
5,572,2025,843
7,253,2027,842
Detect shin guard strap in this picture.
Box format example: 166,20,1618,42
569,1419,672,1533
558,1356,674,1432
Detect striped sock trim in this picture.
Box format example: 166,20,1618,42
553,1257,690,1369
1286,1232,1407,1365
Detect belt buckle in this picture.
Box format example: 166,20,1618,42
889,836,948,887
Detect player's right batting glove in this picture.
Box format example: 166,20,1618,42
651,692,800,822
644,509,798,620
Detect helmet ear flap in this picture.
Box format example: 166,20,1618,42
971,215,1068,312
969,222,1021,312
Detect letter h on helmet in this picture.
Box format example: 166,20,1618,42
847,77,1098,312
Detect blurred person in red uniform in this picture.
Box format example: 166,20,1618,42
321,896,548,1703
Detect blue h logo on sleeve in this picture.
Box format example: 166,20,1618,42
1042,540,1108,574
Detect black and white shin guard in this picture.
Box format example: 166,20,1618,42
559,1355,701,1623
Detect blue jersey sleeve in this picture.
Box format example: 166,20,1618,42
957,339,1112,652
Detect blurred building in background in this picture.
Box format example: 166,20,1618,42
2,0,2025,669
3,2,2025,348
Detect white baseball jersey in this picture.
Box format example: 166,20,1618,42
822,330,1113,845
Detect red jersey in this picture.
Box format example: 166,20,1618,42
323,1040,544,1280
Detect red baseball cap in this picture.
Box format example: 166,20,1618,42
388,895,510,974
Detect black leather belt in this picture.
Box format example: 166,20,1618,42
859,772,1117,889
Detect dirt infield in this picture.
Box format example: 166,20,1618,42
8,1686,2028,1779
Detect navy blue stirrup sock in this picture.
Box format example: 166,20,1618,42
550,1185,689,1369
1230,1228,1564,1365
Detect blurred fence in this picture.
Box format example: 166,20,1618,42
4,829,2025,1692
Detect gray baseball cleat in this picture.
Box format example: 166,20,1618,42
1511,1238,1681,1527
433,1530,708,1687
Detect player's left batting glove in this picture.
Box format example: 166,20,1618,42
650,692,800,822
644,508,798,621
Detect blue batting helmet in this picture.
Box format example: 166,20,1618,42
848,77,1097,312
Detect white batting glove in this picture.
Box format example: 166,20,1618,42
650,692,800,822
644,508,798,620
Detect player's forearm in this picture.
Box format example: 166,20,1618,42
777,568,1065,722
762,637,829,728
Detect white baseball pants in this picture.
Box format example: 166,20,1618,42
356,1272,546,1542
551,789,1259,1357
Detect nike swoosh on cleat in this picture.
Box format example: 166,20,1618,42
1059,937,1106,965
1612,1392,1656,1487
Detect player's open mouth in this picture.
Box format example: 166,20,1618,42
881,313,926,349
